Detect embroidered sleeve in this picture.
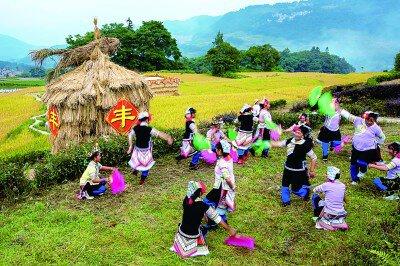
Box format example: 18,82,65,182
150,128,160,137
313,184,324,193
264,112,272,122
375,127,385,144
189,123,197,133
386,161,397,170
307,149,317,160
221,167,231,180
128,129,135,141
206,206,222,224
340,109,357,123
220,130,226,139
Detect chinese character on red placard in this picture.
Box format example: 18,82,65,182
47,106,60,136
106,99,139,134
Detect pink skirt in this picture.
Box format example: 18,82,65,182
233,131,253,150
180,140,195,158
315,209,349,231
128,146,155,171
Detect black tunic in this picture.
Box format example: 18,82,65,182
238,114,254,132
133,125,152,149
180,198,209,236
183,121,195,140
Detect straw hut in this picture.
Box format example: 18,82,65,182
145,76,180,96
32,19,153,153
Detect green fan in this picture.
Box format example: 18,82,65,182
227,128,238,141
265,121,277,130
308,86,323,107
252,140,271,156
318,92,335,117
193,133,211,151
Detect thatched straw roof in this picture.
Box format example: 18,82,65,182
31,37,120,81
43,46,152,109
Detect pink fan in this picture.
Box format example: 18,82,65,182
230,148,238,163
270,129,281,141
333,145,343,154
201,150,217,164
342,135,352,144
225,235,255,250
110,169,126,195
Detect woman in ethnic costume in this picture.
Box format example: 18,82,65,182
176,107,202,170
206,119,227,152
127,111,173,185
271,125,317,206
171,181,236,259
203,140,236,230
317,98,342,162
369,142,400,200
311,166,349,231
233,104,256,164
253,98,273,158
338,104,386,185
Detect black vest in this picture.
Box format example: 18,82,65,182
183,120,195,139
285,138,313,170
238,114,254,132
133,125,152,149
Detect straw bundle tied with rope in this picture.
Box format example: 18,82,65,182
32,18,153,153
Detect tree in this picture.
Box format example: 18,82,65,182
278,47,355,74
28,67,46,77
395,52,400,72
244,44,280,71
134,20,182,71
205,33,241,76
65,20,181,71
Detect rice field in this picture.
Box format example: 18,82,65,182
149,72,378,129
0,72,378,155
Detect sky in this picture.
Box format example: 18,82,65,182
0,0,296,46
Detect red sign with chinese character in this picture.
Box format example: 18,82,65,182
47,105,60,136
106,99,139,134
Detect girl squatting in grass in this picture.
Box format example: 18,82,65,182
311,166,349,231
271,125,317,206
127,111,173,185
368,142,400,200
78,149,116,200
203,140,236,230
338,104,386,185
171,181,236,259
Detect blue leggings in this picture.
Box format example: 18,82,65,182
141,170,149,179
237,148,249,158
191,151,201,165
321,141,341,157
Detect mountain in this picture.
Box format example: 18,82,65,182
164,0,400,71
0,34,66,69
0,34,39,62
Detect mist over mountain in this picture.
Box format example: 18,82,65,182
165,0,400,71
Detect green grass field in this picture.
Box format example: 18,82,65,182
0,71,378,155
0,125,398,265
0,78,45,89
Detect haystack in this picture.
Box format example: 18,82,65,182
32,19,153,153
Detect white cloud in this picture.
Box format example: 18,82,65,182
0,0,297,45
